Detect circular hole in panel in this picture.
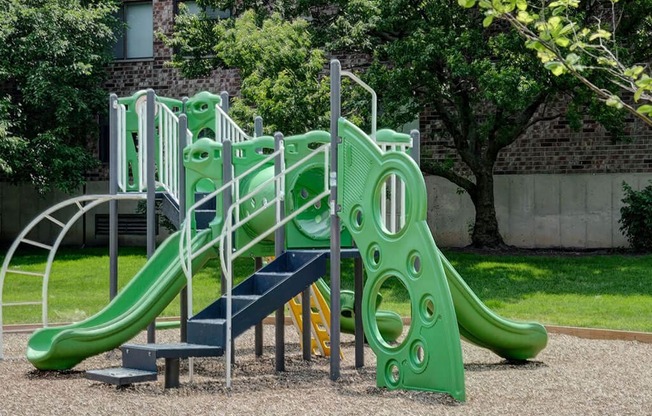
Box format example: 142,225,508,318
368,245,381,269
408,251,422,278
386,361,401,387
411,340,426,370
421,296,436,324
300,188,309,199
351,206,364,231
375,171,409,237
200,103,209,111
374,274,410,347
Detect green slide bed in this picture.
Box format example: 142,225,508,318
27,230,215,370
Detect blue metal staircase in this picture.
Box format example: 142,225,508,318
86,250,327,387
159,192,216,230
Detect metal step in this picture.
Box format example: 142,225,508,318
86,367,158,386
86,343,224,388
187,250,327,347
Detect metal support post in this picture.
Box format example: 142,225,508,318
354,257,364,367
220,91,229,113
253,114,264,355
302,286,311,360
254,256,264,357
179,114,188,342
274,132,285,372
329,59,342,380
109,94,119,301
222,139,234,362
254,116,263,137
146,89,157,344
410,129,421,167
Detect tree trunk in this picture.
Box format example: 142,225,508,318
469,168,505,248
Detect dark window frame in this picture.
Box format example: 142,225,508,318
113,1,154,61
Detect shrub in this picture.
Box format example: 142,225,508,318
619,181,652,251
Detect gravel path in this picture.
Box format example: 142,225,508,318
0,327,650,415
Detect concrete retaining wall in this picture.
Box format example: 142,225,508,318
426,173,652,248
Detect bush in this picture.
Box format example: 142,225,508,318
619,181,652,251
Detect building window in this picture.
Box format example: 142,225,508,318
175,1,231,19
113,2,154,60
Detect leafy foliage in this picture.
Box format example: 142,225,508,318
619,182,652,252
166,0,647,248
459,0,652,125
168,9,330,135
0,0,118,193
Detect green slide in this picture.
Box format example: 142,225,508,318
439,251,548,361
313,278,404,343
26,229,216,370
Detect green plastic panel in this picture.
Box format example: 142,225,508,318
337,118,466,401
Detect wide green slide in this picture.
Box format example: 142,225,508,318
27,229,216,370
439,251,548,360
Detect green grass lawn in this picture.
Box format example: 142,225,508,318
1,247,651,332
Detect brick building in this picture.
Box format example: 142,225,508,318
1,0,650,248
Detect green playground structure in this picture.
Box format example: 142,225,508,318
0,60,547,401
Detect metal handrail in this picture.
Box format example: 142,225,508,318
178,141,330,387
218,143,330,387
342,70,377,141
215,104,250,143
116,102,128,192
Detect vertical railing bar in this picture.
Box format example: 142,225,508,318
274,132,285,373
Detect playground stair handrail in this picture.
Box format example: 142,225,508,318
179,135,331,387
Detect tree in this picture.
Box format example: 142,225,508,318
166,0,650,248
459,0,652,125
0,0,118,194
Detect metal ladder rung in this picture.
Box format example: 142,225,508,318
4,301,42,306
45,214,65,228
5,269,45,277
21,238,53,250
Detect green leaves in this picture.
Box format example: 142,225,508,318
0,0,116,193
458,0,652,127
605,95,624,109
544,61,566,76
458,0,478,8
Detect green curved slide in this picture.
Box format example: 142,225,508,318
439,251,548,361
27,229,216,370
313,278,404,343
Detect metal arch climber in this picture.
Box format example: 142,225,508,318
0,194,146,359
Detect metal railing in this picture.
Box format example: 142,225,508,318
156,103,193,204
116,101,128,192
378,141,412,233
179,139,330,387
215,104,250,144
115,98,192,204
